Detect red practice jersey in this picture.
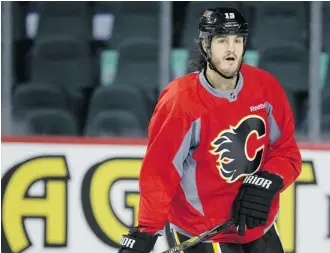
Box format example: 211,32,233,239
138,64,302,244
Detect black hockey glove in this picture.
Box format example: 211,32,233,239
118,227,158,253
232,171,284,236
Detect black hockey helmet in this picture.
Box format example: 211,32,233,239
198,7,248,79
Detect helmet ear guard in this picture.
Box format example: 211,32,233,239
198,7,249,79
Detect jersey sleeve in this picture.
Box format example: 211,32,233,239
262,72,302,191
138,95,192,234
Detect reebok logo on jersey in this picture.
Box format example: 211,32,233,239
250,103,266,112
243,175,272,189
120,237,136,249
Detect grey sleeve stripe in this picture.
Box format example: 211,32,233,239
191,118,201,148
265,102,281,144
172,118,201,177
173,118,204,216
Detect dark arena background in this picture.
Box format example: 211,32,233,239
1,1,330,253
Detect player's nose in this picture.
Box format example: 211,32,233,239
227,41,235,53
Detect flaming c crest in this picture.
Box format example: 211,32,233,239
210,115,266,183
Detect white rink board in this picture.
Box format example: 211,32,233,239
1,138,330,253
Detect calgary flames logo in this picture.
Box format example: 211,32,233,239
210,115,266,183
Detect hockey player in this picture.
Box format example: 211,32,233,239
118,7,302,253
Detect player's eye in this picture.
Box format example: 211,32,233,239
235,39,242,44
218,39,226,44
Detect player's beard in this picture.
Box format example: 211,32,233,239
213,55,243,78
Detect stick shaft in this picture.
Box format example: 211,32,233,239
162,219,235,253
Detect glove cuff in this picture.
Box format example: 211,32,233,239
242,171,284,193
119,227,158,253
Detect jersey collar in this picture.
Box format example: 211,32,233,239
198,69,244,102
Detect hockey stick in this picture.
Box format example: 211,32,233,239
161,219,235,253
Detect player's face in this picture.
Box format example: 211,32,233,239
209,35,244,76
